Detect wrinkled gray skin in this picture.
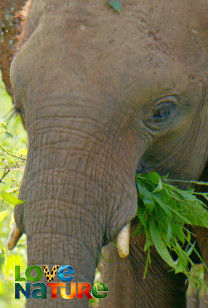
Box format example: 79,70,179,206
10,0,208,307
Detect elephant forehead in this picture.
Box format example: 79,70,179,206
12,0,208,106
44,1,208,61
52,3,207,74
85,0,208,86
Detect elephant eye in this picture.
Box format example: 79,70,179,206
150,101,176,123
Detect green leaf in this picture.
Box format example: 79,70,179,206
143,198,156,214
1,191,24,206
0,280,7,296
140,172,161,185
4,254,25,278
166,222,172,245
109,1,122,13
0,211,8,224
0,239,5,254
136,182,153,200
137,203,147,227
149,219,175,268
152,178,163,193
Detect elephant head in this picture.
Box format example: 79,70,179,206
8,0,208,307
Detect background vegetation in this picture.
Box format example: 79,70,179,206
0,72,27,307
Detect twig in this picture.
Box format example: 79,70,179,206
0,169,10,183
0,144,26,161
165,178,208,185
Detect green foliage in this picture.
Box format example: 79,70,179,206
109,1,122,13
135,172,208,286
0,74,27,307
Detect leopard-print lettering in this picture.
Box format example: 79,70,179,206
42,265,60,282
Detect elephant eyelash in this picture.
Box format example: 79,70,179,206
151,102,176,122
142,96,182,130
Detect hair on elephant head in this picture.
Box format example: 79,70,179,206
8,0,208,307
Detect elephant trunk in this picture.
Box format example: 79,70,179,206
15,158,103,307
12,114,140,306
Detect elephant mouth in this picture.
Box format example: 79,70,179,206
8,219,132,260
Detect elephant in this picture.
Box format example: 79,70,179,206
7,0,208,307
0,0,25,95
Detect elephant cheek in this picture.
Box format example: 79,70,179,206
104,182,138,244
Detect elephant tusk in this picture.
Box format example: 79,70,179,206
97,260,104,272
117,223,130,258
8,222,22,250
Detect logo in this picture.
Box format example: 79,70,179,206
15,265,108,300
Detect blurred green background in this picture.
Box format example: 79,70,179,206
0,73,27,307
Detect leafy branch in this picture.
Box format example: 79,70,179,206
135,172,208,286
0,74,27,307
